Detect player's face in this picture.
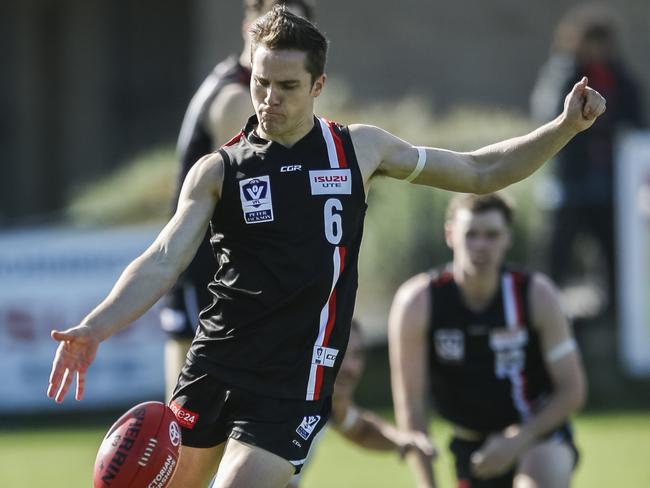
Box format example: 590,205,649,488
251,46,325,139
447,208,511,274
334,328,365,398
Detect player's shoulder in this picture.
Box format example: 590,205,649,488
394,272,433,308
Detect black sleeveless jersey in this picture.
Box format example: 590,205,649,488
427,266,553,432
164,56,252,324
189,115,367,400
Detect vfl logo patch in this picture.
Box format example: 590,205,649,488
434,329,465,362
239,176,274,224
312,345,339,367
309,169,352,195
296,415,321,440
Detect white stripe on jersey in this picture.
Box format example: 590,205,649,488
306,246,343,400
502,273,518,330
318,118,340,168
501,272,531,421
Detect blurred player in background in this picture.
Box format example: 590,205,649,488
48,7,604,487
160,0,315,400
287,319,435,487
389,193,587,488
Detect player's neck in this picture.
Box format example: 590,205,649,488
453,264,500,311
256,115,315,148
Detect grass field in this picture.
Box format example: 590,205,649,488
1,412,648,487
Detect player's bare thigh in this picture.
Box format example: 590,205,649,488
168,443,225,488
514,439,575,488
212,438,295,488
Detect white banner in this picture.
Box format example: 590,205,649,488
616,131,650,377
0,225,167,412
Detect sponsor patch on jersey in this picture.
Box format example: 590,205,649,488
309,169,352,195
434,329,465,362
296,415,321,440
490,328,528,377
169,400,199,429
489,328,528,350
311,345,339,367
239,176,274,224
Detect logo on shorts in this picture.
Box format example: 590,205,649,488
312,345,339,367
168,421,181,447
169,401,199,430
296,415,321,440
239,176,274,224
309,169,352,195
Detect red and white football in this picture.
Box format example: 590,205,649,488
93,401,182,488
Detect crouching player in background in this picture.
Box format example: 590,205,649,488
389,193,587,488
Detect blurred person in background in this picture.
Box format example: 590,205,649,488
48,7,605,487
389,193,587,488
287,319,435,488
159,0,315,401
530,3,645,320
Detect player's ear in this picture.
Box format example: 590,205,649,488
444,221,454,249
311,74,326,97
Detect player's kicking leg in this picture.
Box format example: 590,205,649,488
168,444,225,488
212,439,295,488
514,439,575,488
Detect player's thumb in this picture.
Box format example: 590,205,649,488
571,76,588,96
51,328,82,342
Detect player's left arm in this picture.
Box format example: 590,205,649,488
332,403,435,458
352,77,605,194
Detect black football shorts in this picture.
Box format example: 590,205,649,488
169,360,331,474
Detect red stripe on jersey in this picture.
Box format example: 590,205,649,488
326,120,348,168
457,480,471,488
222,130,244,148
323,247,346,346
512,272,525,327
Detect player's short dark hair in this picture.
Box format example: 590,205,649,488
446,193,514,227
244,0,315,22
249,5,328,83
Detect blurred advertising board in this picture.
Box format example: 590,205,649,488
0,225,166,413
617,131,650,377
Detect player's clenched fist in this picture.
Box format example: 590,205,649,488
562,76,607,132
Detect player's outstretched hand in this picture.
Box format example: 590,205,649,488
47,325,100,403
562,76,606,133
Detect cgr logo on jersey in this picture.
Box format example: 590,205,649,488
312,345,339,367
239,176,274,224
309,169,352,195
280,164,302,172
296,415,321,440
434,329,465,362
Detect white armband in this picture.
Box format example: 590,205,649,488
404,147,427,183
338,405,360,433
546,338,577,363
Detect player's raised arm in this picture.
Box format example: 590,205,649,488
47,153,224,403
389,273,437,488
352,77,606,194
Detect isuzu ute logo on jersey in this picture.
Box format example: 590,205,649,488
311,345,339,367
309,169,352,195
239,176,274,224
296,415,321,440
